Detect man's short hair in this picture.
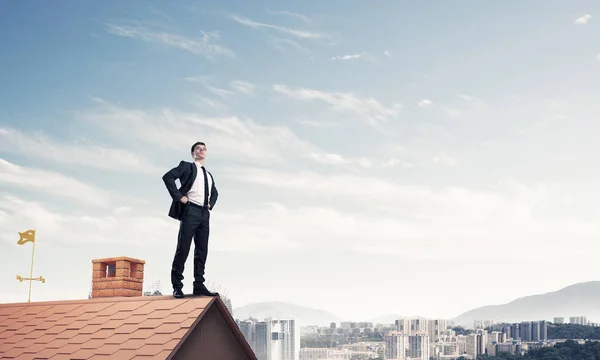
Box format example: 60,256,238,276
191,141,206,153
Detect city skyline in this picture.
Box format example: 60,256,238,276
2,0,600,320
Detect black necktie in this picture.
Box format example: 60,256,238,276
202,166,209,207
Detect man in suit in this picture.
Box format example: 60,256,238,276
162,141,219,298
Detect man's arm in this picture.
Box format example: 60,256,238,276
162,161,186,202
209,179,218,209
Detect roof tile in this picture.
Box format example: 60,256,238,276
104,333,131,345
120,338,147,350
111,349,140,358
30,347,59,359
129,328,156,339
136,344,166,356
69,348,98,359
45,338,71,349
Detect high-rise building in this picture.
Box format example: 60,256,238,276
570,316,587,325
465,334,478,358
427,319,448,342
238,319,256,349
540,321,548,341
385,331,407,359
239,318,299,360
476,329,488,355
553,317,564,324
520,321,532,342
407,333,429,360
269,319,300,360
395,317,429,335
531,321,540,341
384,331,429,360
254,321,271,360
510,323,519,340
395,319,411,334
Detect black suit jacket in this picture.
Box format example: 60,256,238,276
162,160,218,220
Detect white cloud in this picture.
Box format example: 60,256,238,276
186,78,255,96
230,80,255,94
204,84,236,97
269,36,311,54
0,127,161,173
381,158,413,168
458,93,487,106
230,14,323,39
331,53,366,61
295,119,339,128
433,151,458,167
78,98,339,167
574,14,592,24
0,195,172,245
307,152,345,165
208,169,600,261
266,9,312,23
384,50,391,57
104,24,234,59
418,99,433,107
0,159,113,208
305,153,390,169
0,195,298,252
272,84,401,127
192,95,226,109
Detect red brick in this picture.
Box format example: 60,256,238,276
92,289,114,298
92,263,106,272
115,268,131,277
116,260,129,269
92,282,108,290
113,289,140,297
125,282,143,291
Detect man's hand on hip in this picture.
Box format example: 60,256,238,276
180,196,188,204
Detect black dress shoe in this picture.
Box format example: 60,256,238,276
173,289,184,298
193,285,219,297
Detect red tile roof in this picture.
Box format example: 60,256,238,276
0,294,252,359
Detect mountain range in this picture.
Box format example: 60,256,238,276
451,281,600,327
233,281,600,327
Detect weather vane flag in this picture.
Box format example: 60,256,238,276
15,229,45,302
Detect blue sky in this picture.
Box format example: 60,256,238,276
1,1,600,322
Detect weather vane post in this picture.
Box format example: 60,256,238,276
15,229,45,302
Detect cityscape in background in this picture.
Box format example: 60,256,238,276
233,313,599,360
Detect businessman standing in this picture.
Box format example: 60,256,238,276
162,141,219,298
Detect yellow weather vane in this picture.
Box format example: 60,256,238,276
15,229,45,302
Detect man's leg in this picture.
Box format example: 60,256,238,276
192,209,218,296
171,205,201,292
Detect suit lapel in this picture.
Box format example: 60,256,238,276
190,162,197,188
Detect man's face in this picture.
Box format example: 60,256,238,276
193,144,206,160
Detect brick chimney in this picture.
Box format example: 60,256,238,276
91,256,145,298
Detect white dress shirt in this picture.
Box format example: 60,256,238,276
186,162,212,206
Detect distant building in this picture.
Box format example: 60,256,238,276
238,318,300,360
554,317,564,324
385,331,429,360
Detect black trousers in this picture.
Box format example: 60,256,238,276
171,202,210,290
